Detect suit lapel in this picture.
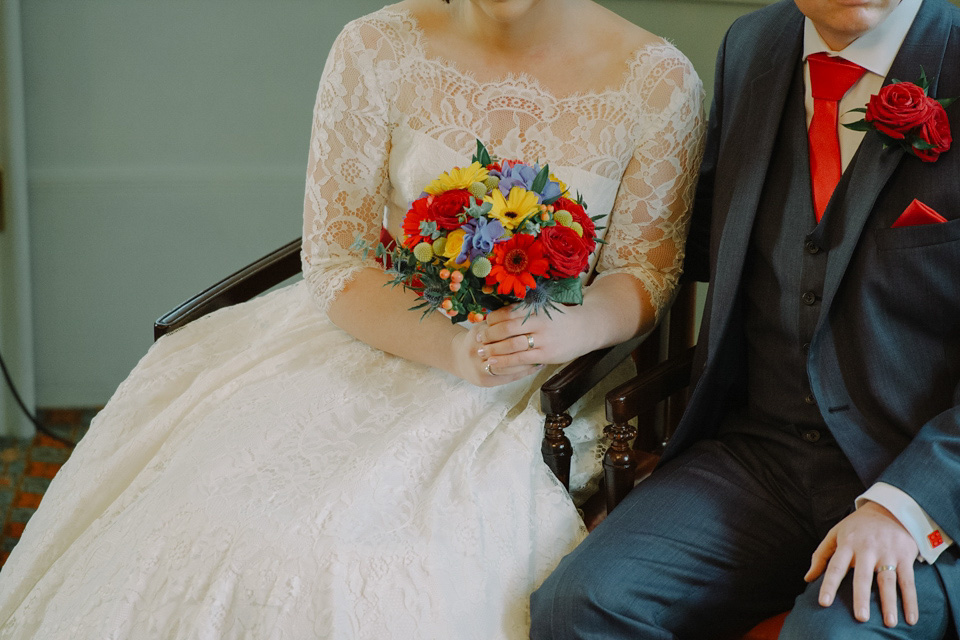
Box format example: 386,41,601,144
814,0,952,322
707,13,804,356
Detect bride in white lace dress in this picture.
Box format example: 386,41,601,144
0,0,702,637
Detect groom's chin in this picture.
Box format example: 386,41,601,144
793,0,901,50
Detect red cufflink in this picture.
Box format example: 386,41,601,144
928,530,944,548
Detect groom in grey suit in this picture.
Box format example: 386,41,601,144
530,0,960,637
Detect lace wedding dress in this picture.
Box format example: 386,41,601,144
0,7,702,639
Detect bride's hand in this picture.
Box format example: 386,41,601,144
451,321,541,387
476,305,597,376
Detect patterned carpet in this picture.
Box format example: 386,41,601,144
0,409,94,569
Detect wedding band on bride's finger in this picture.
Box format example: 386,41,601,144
526,334,535,350
876,565,897,573
484,362,498,376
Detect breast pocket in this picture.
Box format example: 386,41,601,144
875,216,960,251
866,219,960,338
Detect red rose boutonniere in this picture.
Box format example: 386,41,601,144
844,69,955,162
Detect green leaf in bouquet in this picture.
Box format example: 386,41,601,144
465,200,493,219
419,220,443,240
939,97,956,109
546,277,584,305
532,165,550,194
474,140,492,167
541,192,564,206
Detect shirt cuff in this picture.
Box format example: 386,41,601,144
857,482,953,564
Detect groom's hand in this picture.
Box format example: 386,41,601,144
804,501,920,628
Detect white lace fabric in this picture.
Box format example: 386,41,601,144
302,7,705,319
0,7,704,639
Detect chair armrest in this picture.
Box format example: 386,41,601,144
605,345,695,424
540,334,646,416
154,237,302,341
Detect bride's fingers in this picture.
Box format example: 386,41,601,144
483,358,543,377
476,334,538,359
480,360,541,384
483,305,524,327
478,314,545,346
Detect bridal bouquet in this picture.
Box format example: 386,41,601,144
358,141,602,323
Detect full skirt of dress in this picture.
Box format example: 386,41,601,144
0,281,614,639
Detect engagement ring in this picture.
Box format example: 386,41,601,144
485,362,498,376
526,334,535,350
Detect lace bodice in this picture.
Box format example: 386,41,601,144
302,6,704,319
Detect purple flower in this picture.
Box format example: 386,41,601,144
457,217,507,263
491,160,563,201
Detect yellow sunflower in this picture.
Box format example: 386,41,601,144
424,162,489,196
486,187,541,231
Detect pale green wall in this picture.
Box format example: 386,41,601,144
1,0,36,437
23,0,386,405
23,0,955,406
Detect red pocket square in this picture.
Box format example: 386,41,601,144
892,199,948,228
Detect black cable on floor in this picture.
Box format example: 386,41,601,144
0,347,76,448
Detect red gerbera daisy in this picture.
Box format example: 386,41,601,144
486,233,550,299
401,197,434,249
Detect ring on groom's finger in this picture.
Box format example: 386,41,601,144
526,334,535,350
876,565,897,573
484,362,498,377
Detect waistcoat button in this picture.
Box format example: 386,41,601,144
802,291,817,306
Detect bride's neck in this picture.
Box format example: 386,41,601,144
452,0,576,54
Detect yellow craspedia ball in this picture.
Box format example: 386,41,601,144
553,210,574,227
483,176,500,191
569,222,584,237
413,242,434,262
471,256,492,278
432,237,447,256
468,182,488,199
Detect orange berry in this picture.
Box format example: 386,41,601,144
441,299,453,310
449,282,461,292
439,268,451,279
540,212,550,221
481,285,494,294
548,205,555,213
474,313,485,322
450,270,464,283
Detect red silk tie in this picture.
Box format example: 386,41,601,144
807,53,867,222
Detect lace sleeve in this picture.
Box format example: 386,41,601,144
301,20,393,314
594,52,705,322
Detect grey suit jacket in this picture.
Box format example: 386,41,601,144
671,0,960,619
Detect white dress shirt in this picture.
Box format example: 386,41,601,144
802,0,953,564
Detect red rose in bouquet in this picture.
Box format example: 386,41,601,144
865,82,934,139
553,196,596,253
539,224,590,279
430,189,476,230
